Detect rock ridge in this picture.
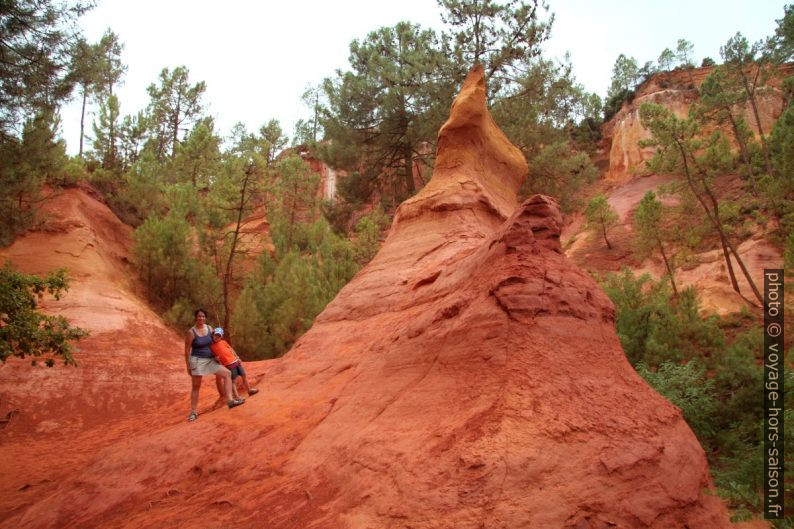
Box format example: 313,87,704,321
3,66,732,529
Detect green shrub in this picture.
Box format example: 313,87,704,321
601,269,785,521
636,360,717,443
0,262,88,366
523,142,598,213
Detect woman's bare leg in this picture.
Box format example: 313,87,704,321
190,376,202,413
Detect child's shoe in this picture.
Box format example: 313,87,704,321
248,388,259,396
228,399,245,409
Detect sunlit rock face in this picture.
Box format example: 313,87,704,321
603,64,794,181
0,187,185,436
4,66,731,529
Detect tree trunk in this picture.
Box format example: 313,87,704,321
680,141,764,303
601,222,612,249
79,90,87,158
109,115,116,169
222,166,252,333
741,65,774,177
403,143,415,195
172,91,182,160
727,112,757,195
658,239,678,296
676,140,741,294
696,157,763,303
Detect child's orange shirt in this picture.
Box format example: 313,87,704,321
210,339,239,367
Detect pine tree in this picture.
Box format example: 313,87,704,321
609,54,640,94
0,112,69,244
766,4,794,63
200,130,268,333
171,117,221,188
94,29,125,96
259,119,288,165
93,30,126,164
438,0,552,97
92,93,121,170
639,102,763,304
634,191,678,295
0,0,91,140
69,37,101,158
694,69,758,195
720,32,775,178
676,38,695,68
293,84,323,147
118,111,148,171
320,22,449,199
270,155,321,254
517,141,597,213
145,66,206,161
585,194,619,249
658,48,675,71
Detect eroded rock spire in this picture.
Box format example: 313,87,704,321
8,65,732,529
394,64,527,228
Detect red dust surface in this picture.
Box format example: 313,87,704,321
1,68,735,528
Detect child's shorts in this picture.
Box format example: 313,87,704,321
227,361,246,379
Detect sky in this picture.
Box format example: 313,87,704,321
59,0,789,154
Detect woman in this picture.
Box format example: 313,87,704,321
185,308,244,422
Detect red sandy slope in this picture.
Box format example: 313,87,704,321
2,67,733,528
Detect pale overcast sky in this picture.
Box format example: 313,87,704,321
58,0,788,154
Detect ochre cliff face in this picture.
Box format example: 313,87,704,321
0,187,186,435
3,67,731,529
604,64,794,181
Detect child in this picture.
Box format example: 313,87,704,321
210,328,260,400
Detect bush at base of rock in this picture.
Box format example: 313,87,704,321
601,267,791,520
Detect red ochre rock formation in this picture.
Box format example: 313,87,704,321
0,187,186,435
603,63,794,181
3,66,732,528
0,186,270,525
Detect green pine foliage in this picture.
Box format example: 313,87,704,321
601,269,723,366
319,21,450,201
639,101,764,303
0,112,75,246
92,93,121,171
132,210,221,324
0,0,91,139
0,262,88,367
269,155,321,255
602,269,787,522
766,103,794,228
319,3,599,225
230,224,359,360
145,66,206,162
584,194,619,249
521,141,597,213
633,191,678,295
230,156,383,360
635,360,718,440
352,206,389,265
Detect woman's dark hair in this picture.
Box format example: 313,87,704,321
194,308,208,318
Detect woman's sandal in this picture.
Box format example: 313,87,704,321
187,411,198,422
248,388,259,396
228,399,245,409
